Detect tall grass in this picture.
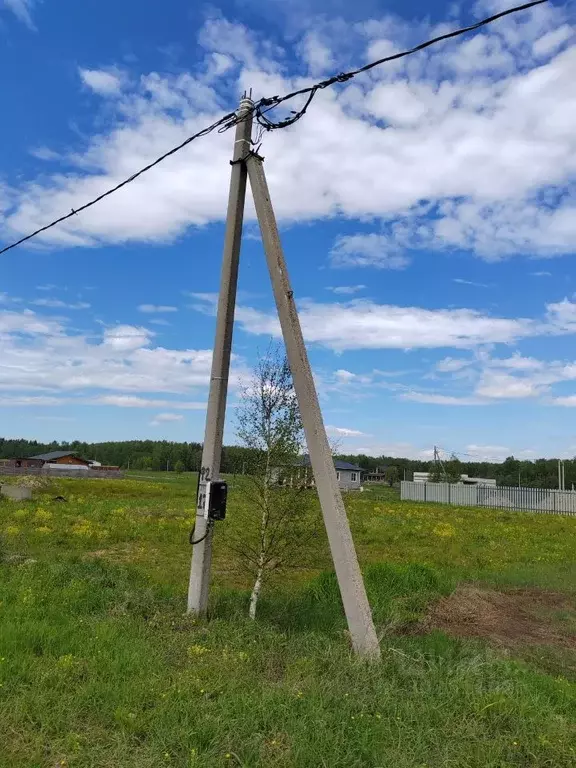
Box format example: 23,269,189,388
1,477,576,766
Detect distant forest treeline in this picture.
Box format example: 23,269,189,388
0,437,572,489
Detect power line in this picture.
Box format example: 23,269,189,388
0,0,547,256
254,0,549,130
0,110,238,256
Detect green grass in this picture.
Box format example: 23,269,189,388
1,477,576,767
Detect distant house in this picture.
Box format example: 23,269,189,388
333,459,363,490
363,466,388,483
274,455,364,491
4,452,118,472
0,451,122,477
28,451,92,469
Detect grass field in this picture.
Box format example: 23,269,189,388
1,473,576,767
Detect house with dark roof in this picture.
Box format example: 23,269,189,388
3,452,92,471
29,451,92,467
332,459,363,490
274,455,364,491
1,451,122,477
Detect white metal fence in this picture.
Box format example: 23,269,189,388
400,480,576,516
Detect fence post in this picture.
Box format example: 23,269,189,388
448,483,451,504
424,482,427,502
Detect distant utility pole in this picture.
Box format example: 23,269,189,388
433,445,447,481
187,97,380,659
558,459,565,491
187,97,254,616
558,459,566,491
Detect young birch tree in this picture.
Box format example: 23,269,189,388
227,345,316,619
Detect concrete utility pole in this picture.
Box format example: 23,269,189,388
246,153,380,659
558,459,565,491
187,97,254,615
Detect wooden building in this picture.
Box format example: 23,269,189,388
28,451,92,466
1,452,121,476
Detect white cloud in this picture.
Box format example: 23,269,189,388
138,304,178,313
0,395,64,407
94,395,205,409
36,284,57,291
546,298,576,331
488,353,544,371
453,278,489,288
3,0,36,28
30,147,60,161
435,357,473,373
31,298,90,310
327,285,366,295
330,234,410,270
464,444,511,461
103,325,153,351
79,68,123,96
433,353,576,403
3,7,575,259
334,369,357,384
150,412,184,425
0,309,248,401
0,309,61,336
400,392,486,405
531,271,552,277
413,346,576,405
298,31,334,75
326,425,367,437
341,440,434,460
553,395,576,407
475,371,548,399
533,24,573,57
229,297,533,351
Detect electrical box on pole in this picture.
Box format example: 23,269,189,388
207,481,227,521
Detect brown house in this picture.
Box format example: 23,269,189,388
1,452,121,477
28,451,92,466
2,452,92,469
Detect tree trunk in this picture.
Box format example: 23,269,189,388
249,556,265,619
248,451,271,620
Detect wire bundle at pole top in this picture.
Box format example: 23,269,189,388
0,0,548,256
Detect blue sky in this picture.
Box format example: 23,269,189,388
0,0,575,461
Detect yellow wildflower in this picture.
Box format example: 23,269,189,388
188,645,210,656
433,522,456,537
5,525,20,535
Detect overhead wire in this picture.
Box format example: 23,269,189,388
438,447,508,463
0,110,239,256
0,0,548,256
252,0,548,130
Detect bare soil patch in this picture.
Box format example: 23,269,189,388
420,584,576,650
